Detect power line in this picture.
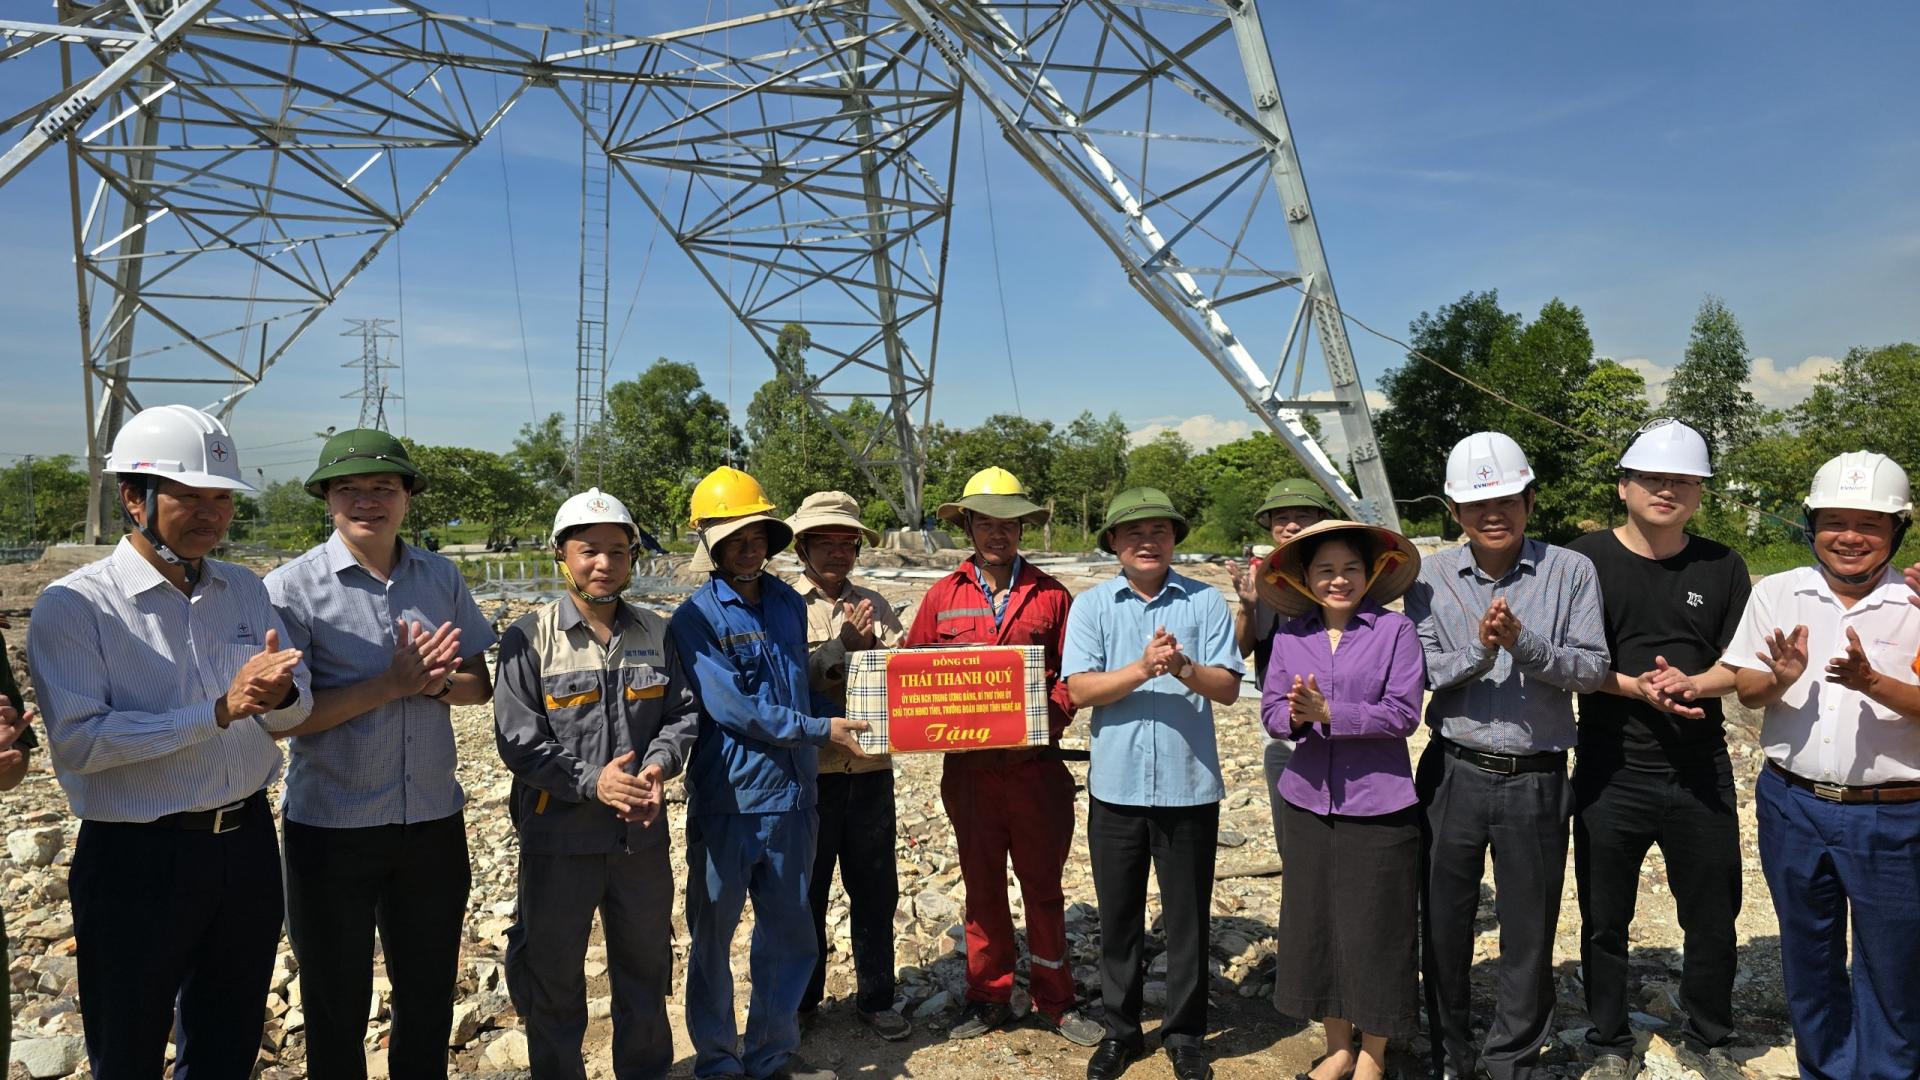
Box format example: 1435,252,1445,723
975,95,1023,419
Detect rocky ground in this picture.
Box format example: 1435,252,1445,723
0,549,1803,1079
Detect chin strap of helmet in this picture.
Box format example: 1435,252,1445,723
1805,507,1910,587
556,558,628,605
131,477,202,588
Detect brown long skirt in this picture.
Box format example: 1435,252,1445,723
1271,800,1422,1039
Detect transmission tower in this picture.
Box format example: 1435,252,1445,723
0,1,1401,536
573,0,616,480
341,319,401,432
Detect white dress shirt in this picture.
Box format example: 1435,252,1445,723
1722,565,1920,786
28,539,312,821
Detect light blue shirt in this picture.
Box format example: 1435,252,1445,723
1061,569,1242,807
266,532,496,827
28,539,312,822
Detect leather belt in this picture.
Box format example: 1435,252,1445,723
1442,739,1566,776
1766,760,1920,805
152,789,267,833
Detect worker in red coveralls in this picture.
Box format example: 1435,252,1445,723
903,467,1103,1048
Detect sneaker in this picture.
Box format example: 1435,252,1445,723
1039,1005,1106,1047
1580,1053,1636,1080
859,1007,912,1041
1671,1043,1744,1080
948,999,1014,1040
766,1054,837,1080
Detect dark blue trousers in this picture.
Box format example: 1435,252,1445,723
70,791,283,1080
1756,764,1920,1080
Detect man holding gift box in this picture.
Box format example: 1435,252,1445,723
786,491,911,1040
903,466,1102,1048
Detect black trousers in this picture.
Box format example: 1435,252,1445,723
1574,761,1742,1054
283,812,472,1080
803,769,900,1014
71,790,283,1080
506,834,675,1080
1089,796,1219,1051
1418,743,1572,1080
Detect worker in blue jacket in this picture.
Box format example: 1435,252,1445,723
668,467,869,1080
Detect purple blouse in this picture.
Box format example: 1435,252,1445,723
1261,603,1425,817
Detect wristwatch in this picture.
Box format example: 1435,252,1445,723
429,677,454,700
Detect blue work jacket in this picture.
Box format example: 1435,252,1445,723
668,574,834,815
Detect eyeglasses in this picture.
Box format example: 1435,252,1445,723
1627,471,1703,493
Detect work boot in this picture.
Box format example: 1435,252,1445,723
947,999,1013,1040
1579,1053,1636,1080
1671,1043,1744,1080
1038,1005,1106,1047
766,1054,837,1080
858,1007,912,1041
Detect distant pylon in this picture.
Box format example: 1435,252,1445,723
342,319,401,431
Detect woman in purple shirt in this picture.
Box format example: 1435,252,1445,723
1258,520,1425,1080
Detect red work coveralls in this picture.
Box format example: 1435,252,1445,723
903,559,1079,1019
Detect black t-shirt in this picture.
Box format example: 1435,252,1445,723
1568,529,1750,773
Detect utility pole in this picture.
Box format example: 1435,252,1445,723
23,455,35,547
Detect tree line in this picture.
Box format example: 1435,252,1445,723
4,301,1915,559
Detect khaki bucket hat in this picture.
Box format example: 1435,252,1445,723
689,513,794,574
787,491,881,546
1254,519,1421,619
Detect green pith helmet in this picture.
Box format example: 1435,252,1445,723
1254,478,1339,527
304,428,428,498
1099,486,1188,553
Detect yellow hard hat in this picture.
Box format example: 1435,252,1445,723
962,466,1026,499
688,466,776,527
936,466,1050,527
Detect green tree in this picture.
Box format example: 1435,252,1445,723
1789,342,1920,468
0,455,90,545
1375,290,1522,503
510,412,573,497
1187,434,1308,545
744,324,873,514
253,478,331,549
922,414,1058,516
598,359,740,537
404,442,541,546
1048,411,1130,532
1562,359,1651,527
1663,296,1757,459
1123,430,1202,520
1480,298,1599,539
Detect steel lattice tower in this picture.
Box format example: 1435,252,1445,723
0,1,1400,535
341,318,400,432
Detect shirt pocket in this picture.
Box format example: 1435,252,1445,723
623,665,670,703
211,643,263,698
541,673,607,756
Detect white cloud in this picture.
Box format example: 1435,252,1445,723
1614,356,1674,405
1128,392,1393,469
1747,355,1837,410
1127,413,1253,451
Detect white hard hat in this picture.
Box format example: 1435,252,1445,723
106,404,254,492
551,487,638,548
1619,418,1713,478
1805,452,1912,518
1443,431,1534,503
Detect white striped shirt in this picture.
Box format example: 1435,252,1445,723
27,539,312,822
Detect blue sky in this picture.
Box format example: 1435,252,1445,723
2,2,1916,484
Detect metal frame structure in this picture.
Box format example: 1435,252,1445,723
341,317,400,430
0,0,1399,539
574,0,615,474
